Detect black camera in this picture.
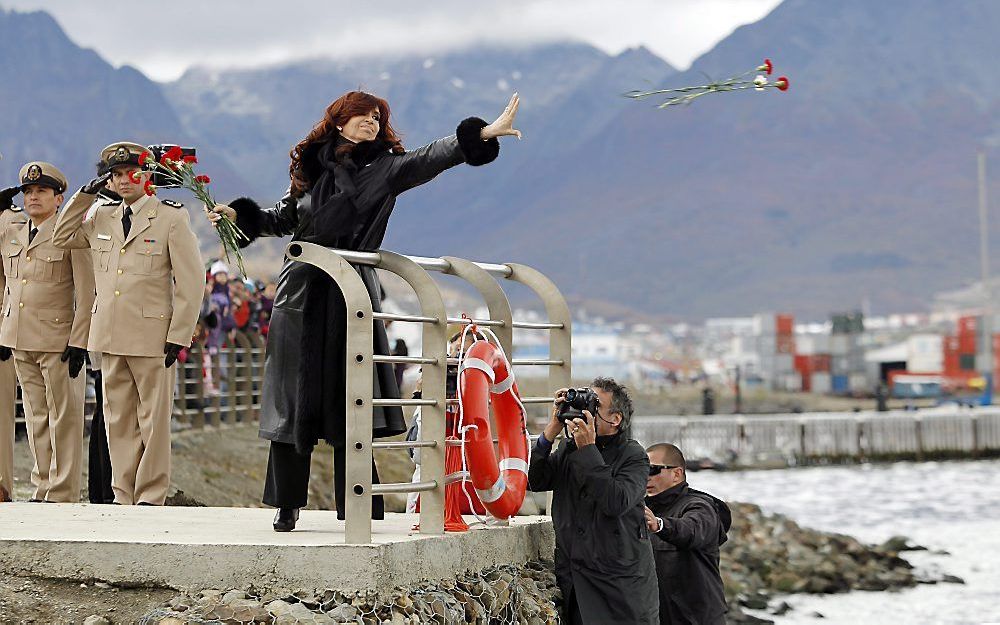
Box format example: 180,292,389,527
557,387,599,422
146,144,197,187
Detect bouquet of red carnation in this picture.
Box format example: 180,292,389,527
627,59,790,108
137,147,248,275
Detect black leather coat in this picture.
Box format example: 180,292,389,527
528,433,660,624
232,118,499,452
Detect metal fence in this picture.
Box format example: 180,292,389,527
172,331,267,428
631,407,1000,466
284,243,571,543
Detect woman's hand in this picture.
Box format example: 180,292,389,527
481,93,521,140
205,203,236,225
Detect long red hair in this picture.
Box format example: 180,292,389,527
289,91,404,198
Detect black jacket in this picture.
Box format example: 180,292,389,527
529,433,659,624
645,482,731,625
231,118,498,452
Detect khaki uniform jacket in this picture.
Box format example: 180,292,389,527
0,209,95,352
52,191,205,358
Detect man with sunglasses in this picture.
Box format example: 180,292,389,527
528,377,659,624
645,443,731,625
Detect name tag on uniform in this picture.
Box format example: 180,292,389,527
97,233,112,240
144,239,156,243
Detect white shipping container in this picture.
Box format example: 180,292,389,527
811,372,832,394
753,313,776,336
830,334,850,355
796,334,830,355
849,373,870,393
775,353,795,373
779,373,802,392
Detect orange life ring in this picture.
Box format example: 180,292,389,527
458,339,529,519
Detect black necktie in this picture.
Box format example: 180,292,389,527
28,226,38,244
123,205,133,237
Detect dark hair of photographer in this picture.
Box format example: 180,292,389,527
528,377,659,624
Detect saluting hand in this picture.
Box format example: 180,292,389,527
481,93,521,140
1,186,20,210
60,346,88,378
81,172,112,195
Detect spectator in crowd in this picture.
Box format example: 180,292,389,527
644,443,731,625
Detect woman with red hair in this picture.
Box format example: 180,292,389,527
208,91,520,531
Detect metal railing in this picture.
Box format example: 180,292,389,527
284,243,571,544
172,331,266,427
631,408,1000,465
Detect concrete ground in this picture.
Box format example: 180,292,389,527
0,504,554,595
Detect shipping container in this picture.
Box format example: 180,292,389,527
832,355,850,375
849,373,870,394
830,334,850,355
776,335,796,354
775,353,795,374
811,372,832,394
776,373,802,392
811,354,832,372
831,312,864,334
776,314,794,336
958,315,977,338
831,374,850,394
959,333,977,354
752,313,776,336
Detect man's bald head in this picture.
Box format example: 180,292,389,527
646,443,685,469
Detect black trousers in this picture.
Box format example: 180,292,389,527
262,441,384,519
87,371,115,504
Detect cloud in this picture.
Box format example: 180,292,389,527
2,0,781,81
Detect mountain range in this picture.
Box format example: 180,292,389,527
2,0,999,320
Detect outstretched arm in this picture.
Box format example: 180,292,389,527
387,93,521,194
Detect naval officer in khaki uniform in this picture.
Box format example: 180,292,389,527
54,142,205,505
0,184,21,502
0,163,95,502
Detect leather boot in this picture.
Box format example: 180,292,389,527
273,507,299,532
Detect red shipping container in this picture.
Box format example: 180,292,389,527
959,333,977,354
811,354,832,372
794,355,811,375
776,314,794,335
776,335,796,354
958,315,978,337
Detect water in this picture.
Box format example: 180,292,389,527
685,460,1000,625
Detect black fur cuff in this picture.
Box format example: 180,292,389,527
229,197,264,248
456,117,499,166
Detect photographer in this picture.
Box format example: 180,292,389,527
528,377,658,624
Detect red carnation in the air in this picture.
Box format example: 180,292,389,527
144,180,156,196
775,76,790,91
183,155,198,164
196,175,211,184
138,151,151,166
761,59,773,75
161,146,184,166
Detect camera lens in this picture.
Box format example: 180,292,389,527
565,388,578,402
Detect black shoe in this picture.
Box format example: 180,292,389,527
273,507,299,532
28,498,44,503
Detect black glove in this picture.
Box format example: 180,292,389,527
81,172,112,195
164,342,185,368
1,186,20,210
0,346,10,361
60,346,88,378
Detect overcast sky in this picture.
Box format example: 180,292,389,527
1,0,781,81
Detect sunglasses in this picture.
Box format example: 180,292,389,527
649,464,679,476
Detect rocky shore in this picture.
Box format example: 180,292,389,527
129,501,961,625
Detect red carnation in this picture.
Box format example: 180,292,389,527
183,155,198,164
775,76,790,91
195,174,211,184
138,151,151,166
128,170,142,184
763,59,773,75
143,180,156,196
165,146,184,161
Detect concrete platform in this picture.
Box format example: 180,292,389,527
0,504,554,594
